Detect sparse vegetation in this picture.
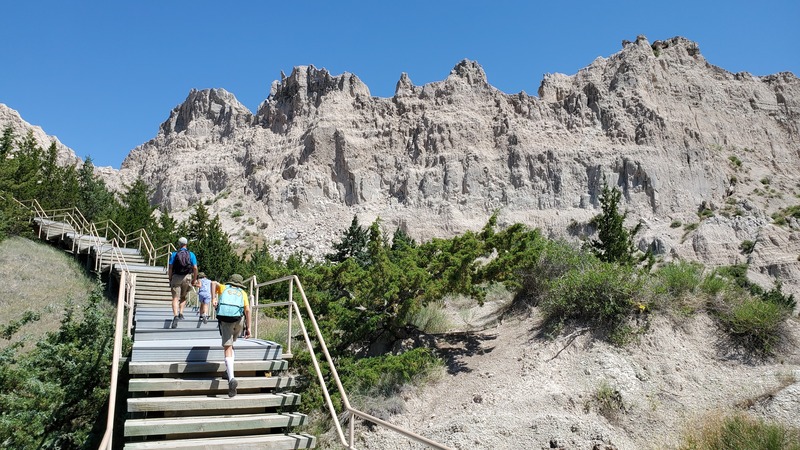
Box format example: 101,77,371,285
670,219,682,228
740,239,756,254
587,380,626,421
408,301,451,334
680,413,800,450
771,205,800,226
698,207,714,219
728,155,742,169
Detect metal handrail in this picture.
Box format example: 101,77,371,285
99,269,136,450
13,196,137,449
251,275,452,450
93,219,127,244
153,242,176,268
126,228,157,266
16,195,448,448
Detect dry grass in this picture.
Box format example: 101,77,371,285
680,410,800,450
0,237,96,350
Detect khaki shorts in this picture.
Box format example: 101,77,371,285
219,317,244,347
170,273,192,301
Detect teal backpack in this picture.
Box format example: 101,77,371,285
216,286,245,322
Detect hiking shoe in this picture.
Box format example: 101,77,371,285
179,313,185,320
202,315,208,324
228,378,238,398
171,316,179,329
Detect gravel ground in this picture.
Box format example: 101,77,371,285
346,304,800,450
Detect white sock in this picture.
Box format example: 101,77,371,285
225,356,235,380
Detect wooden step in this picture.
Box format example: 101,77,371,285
128,375,296,393
124,412,308,437
134,300,173,307
115,264,169,274
134,315,217,329
134,293,174,302
131,338,282,362
127,392,301,413
129,360,288,376
134,328,222,341
123,432,316,449
134,281,171,289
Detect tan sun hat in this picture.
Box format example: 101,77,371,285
226,274,247,289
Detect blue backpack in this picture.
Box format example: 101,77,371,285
216,286,245,322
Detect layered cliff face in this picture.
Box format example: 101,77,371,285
0,103,80,167
118,35,800,298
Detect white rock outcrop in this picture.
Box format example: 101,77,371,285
38,36,800,297
0,103,80,167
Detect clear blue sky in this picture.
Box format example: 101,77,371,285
1,1,797,168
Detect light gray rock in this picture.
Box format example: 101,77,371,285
0,103,80,167
15,36,800,299
116,36,800,296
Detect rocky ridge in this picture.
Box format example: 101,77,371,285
0,103,80,166
116,35,800,299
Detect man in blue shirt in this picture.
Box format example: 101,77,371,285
167,237,198,328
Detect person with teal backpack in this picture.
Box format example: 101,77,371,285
212,273,252,397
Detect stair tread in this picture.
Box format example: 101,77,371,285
124,412,308,437
127,392,302,412
129,375,296,392
129,359,289,375
123,432,316,449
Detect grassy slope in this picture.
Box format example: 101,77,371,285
0,236,96,350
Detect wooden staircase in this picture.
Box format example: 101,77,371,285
32,217,317,449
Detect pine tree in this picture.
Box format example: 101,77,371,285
0,126,13,159
5,131,43,200
391,227,416,251
327,215,369,265
183,203,210,244
77,157,118,222
588,183,640,266
196,215,238,281
115,178,156,234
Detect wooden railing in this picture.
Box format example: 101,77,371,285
251,275,453,450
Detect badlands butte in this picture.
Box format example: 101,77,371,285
6,35,800,299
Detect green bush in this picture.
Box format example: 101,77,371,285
670,220,682,228
340,348,442,398
712,292,791,356
0,289,118,449
541,260,644,333
653,261,703,298
518,239,586,306
740,240,756,254
680,413,800,450
699,271,731,297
